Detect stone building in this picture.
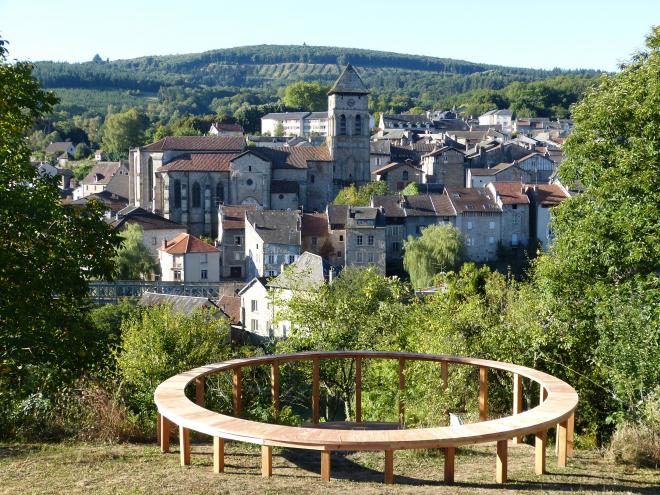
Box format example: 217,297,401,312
217,204,257,279
158,233,221,282
420,146,466,188
487,182,530,250
244,210,301,280
372,159,424,192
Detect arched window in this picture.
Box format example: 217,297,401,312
147,158,154,201
192,182,201,208
215,182,224,206
402,170,409,181
355,114,362,135
173,180,181,208
339,114,346,135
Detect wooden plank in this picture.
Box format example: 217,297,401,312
233,367,242,417
261,445,273,478
179,426,190,466
443,447,455,483
441,361,448,389
271,362,280,413
320,451,331,481
160,415,170,453
535,429,547,475
557,420,568,467
567,413,574,457
213,437,225,473
540,385,548,403
512,373,523,444
398,358,405,425
195,376,204,407
312,357,320,424
479,366,488,422
384,450,394,484
156,412,161,445
355,356,362,423
496,439,507,483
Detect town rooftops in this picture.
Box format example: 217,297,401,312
327,205,348,228
139,292,219,315
157,153,241,173
210,122,244,133
372,194,456,218
141,136,246,152
218,295,241,323
445,187,501,214
220,204,258,231
112,206,186,230
469,162,520,176
261,112,311,121
246,210,301,245
251,146,331,169
71,190,128,213
268,252,327,291
345,206,384,228
527,183,570,206
328,64,370,95
490,182,530,205
372,160,419,175
301,212,329,237
45,141,73,153
160,233,220,254
481,109,513,117
80,161,125,185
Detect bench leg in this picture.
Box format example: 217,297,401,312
179,426,190,466
384,450,394,484
160,415,170,453
535,429,547,475
262,445,272,478
557,420,568,467
213,437,225,473
320,451,331,481
444,447,455,483
496,439,508,483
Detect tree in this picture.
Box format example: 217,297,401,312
0,37,120,397
101,108,148,157
282,81,327,111
401,182,419,195
403,224,466,289
333,181,388,206
115,224,159,280
273,121,284,137
73,142,90,160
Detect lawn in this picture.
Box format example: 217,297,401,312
1,441,657,494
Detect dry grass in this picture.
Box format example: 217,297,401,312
1,440,658,495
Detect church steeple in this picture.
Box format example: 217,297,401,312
328,64,370,96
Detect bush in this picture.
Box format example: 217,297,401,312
607,423,659,468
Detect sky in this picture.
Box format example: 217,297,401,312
0,0,657,71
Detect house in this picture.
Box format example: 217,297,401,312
467,162,531,188
74,161,129,200
218,294,241,324
237,277,271,336
372,160,424,192
525,183,570,250
94,149,104,161
217,204,258,279
45,141,75,158
209,122,244,136
487,182,530,249
478,109,513,133
70,189,129,218
112,206,187,256
379,114,435,132
261,112,318,137
244,210,301,280
158,233,220,282
138,291,220,315
301,212,331,258
420,146,466,188
36,162,73,189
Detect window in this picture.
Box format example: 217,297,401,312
392,242,400,251
251,300,258,312
310,174,315,184
246,178,254,186
266,270,276,277
466,237,473,247
278,194,284,200
248,166,252,172
488,236,495,245
311,237,317,247
233,251,242,261
267,255,275,264
367,252,374,263
174,270,182,281
201,269,208,280
356,252,363,262
512,233,519,246
467,221,473,230
192,182,201,208
355,114,362,135
402,170,409,181
368,235,374,246
251,319,258,331
172,180,182,208
288,255,295,264
489,221,495,230
147,158,154,202
337,251,343,258
513,214,519,225
200,253,208,264
339,235,344,242
152,237,157,245
234,236,242,246
357,235,363,246
215,182,224,206
339,114,347,135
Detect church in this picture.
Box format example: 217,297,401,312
128,65,371,237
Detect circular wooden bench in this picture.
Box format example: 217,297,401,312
154,351,578,484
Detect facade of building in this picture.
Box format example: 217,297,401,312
244,210,301,280
420,146,466,187
74,161,129,200
158,233,221,282
487,182,530,249
208,122,244,136
478,109,513,133
217,204,257,279
525,183,570,250
111,206,187,257
372,160,424,192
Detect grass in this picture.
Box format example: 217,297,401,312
1,440,658,495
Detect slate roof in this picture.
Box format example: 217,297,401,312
45,141,73,153
157,153,241,172
112,206,186,230
491,182,530,205
211,123,244,133
142,136,246,152
469,163,518,176
382,114,434,125
301,212,329,237
370,140,391,154
327,205,348,227
481,109,513,117
345,206,383,228
268,252,327,290
80,161,125,185
261,112,310,121
528,183,569,206
246,210,301,245
220,204,257,231
139,292,219,315
372,160,420,175
328,64,369,95
251,146,331,169
160,233,220,254
422,145,465,158
372,194,456,218
444,187,501,214
71,190,128,212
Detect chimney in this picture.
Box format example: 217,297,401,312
162,238,167,250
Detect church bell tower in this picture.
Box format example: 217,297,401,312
327,64,371,189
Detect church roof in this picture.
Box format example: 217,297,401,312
157,153,241,172
250,146,331,169
328,64,369,96
141,136,246,152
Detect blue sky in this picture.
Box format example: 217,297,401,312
0,0,657,70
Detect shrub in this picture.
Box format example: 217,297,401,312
607,423,659,468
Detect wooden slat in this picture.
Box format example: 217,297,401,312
233,367,242,417
384,450,394,484
312,357,320,424
261,445,273,477
320,451,331,481
160,415,170,453
535,429,547,475
271,362,280,413
444,446,455,483
179,426,190,466
479,366,488,422
557,420,568,467
195,377,204,407
213,437,225,473
496,439,507,483
398,358,405,425
156,412,161,445
355,356,362,423
567,413,574,456
441,361,448,389
512,373,523,444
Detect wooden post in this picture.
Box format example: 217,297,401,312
271,362,280,413
233,367,242,417
320,451,331,481
355,356,362,423
160,415,170,453
496,439,508,483
195,376,204,407
512,373,523,444
540,385,548,403
557,419,568,467
398,358,405,425
156,412,161,445
312,357,320,424
261,445,273,478
479,366,488,422
443,447,455,483
441,361,448,389
535,429,547,475
567,413,575,457
179,426,190,466
384,450,394,484
213,437,225,473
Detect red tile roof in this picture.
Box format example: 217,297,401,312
220,204,257,231
492,182,530,205
528,183,569,206
142,136,246,152
157,153,241,172
218,295,241,323
160,233,219,254
212,123,244,133
444,187,501,214
302,213,329,237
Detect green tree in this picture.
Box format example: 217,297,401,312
0,37,120,397
273,121,284,137
401,182,419,195
101,108,148,157
73,142,90,160
115,224,159,280
333,181,388,206
403,224,466,289
282,81,327,111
